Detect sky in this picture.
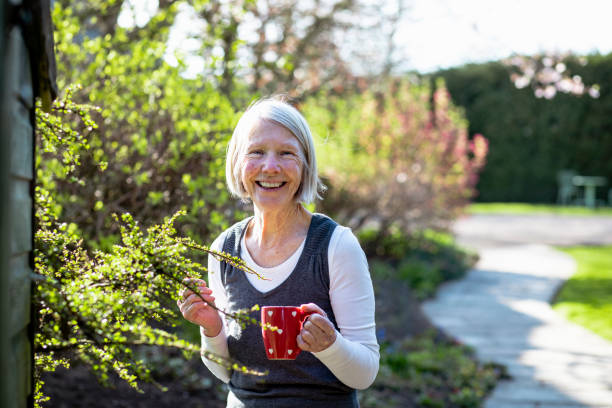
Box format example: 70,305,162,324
399,0,612,72
119,0,612,75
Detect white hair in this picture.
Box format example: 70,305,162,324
225,97,324,204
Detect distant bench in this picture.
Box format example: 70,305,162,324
557,170,608,208
572,175,607,208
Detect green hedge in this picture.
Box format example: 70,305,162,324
360,229,477,300
431,53,612,203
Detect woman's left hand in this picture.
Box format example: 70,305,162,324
296,303,337,353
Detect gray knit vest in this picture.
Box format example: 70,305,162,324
220,214,359,408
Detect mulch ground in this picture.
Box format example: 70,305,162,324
41,359,227,408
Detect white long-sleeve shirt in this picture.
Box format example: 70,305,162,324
200,224,379,390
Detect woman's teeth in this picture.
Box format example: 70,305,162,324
257,181,284,188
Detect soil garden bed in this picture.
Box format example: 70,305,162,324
42,354,227,408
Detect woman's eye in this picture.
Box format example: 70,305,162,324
249,150,263,156
281,151,295,156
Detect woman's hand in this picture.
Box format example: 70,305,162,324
177,278,222,337
296,303,337,353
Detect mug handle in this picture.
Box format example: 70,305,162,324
299,310,316,326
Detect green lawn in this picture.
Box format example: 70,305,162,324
467,202,612,216
553,246,612,342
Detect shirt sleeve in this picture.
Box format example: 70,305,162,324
200,233,232,383
312,226,380,389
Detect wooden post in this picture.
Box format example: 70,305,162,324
1,2,12,407
1,1,56,406
2,24,36,408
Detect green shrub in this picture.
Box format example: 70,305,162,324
361,228,476,299
396,259,443,301
362,331,506,408
33,88,266,408
48,2,246,248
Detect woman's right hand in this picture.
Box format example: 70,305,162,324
177,278,222,337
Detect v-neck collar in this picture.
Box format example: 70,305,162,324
237,214,320,298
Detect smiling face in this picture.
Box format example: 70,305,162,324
240,119,304,212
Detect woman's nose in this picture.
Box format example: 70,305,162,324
261,153,281,172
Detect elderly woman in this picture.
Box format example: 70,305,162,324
178,98,379,407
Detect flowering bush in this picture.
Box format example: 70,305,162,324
304,78,488,236
33,90,264,408
505,53,600,99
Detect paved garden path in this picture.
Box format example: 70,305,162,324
422,214,612,408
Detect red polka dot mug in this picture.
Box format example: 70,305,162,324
261,306,315,360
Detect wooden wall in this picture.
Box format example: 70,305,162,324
2,1,56,405
1,20,36,408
